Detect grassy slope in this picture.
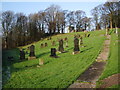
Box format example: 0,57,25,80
3,30,105,88
97,29,119,88
99,32,119,80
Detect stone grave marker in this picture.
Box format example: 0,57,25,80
40,43,44,48
64,37,68,47
52,41,55,46
79,37,83,46
84,33,87,37
45,42,48,47
37,59,44,67
50,48,58,58
58,39,64,53
20,49,25,60
28,45,36,60
73,37,80,54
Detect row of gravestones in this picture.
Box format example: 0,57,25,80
19,33,91,60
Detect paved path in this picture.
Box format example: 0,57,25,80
68,35,111,88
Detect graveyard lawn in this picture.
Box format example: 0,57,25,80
96,30,119,88
3,30,106,88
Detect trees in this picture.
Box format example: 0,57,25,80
2,11,14,48
75,10,86,31
91,1,120,30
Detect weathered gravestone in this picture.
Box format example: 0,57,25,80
52,41,55,46
45,42,48,47
64,37,68,47
79,37,83,46
84,33,87,37
50,48,58,58
73,37,80,54
58,39,64,53
37,59,44,67
28,45,36,60
20,49,25,60
40,43,44,48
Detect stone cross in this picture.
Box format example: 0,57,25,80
20,49,25,60
50,48,58,58
58,39,64,53
73,37,80,54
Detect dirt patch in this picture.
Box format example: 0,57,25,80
99,73,120,88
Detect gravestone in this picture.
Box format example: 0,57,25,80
87,34,90,37
45,42,48,47
58,39,64,53
79,37,83,46
73,37,80,54
28,45,36,60
37,59,44,67
20,49,25,60
52,41,55,46
84,33,87,37
50,48,58,58
40,43,44,48
64,37,68,47
39,59,44,65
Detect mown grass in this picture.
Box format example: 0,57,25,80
3,30,105,88
99,32,119,80
96,29,119,88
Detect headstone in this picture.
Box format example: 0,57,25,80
58,39,64,53
73,37,80,54
52,41,55,46
87,34,90,37
84,33,87,37
79,37,83,46
39,59,44,65
49,37,52,40
40,43,44,48
45,42,48,47
28,45,36,60
50,48,58,58
20,49,25,60
64,37,68,47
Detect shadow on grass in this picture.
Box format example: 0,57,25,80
81,47,93,53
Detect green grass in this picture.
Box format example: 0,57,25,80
96,29,119,88
3,30,106,88
99,32,119,80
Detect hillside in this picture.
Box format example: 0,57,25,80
2,30,116,88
